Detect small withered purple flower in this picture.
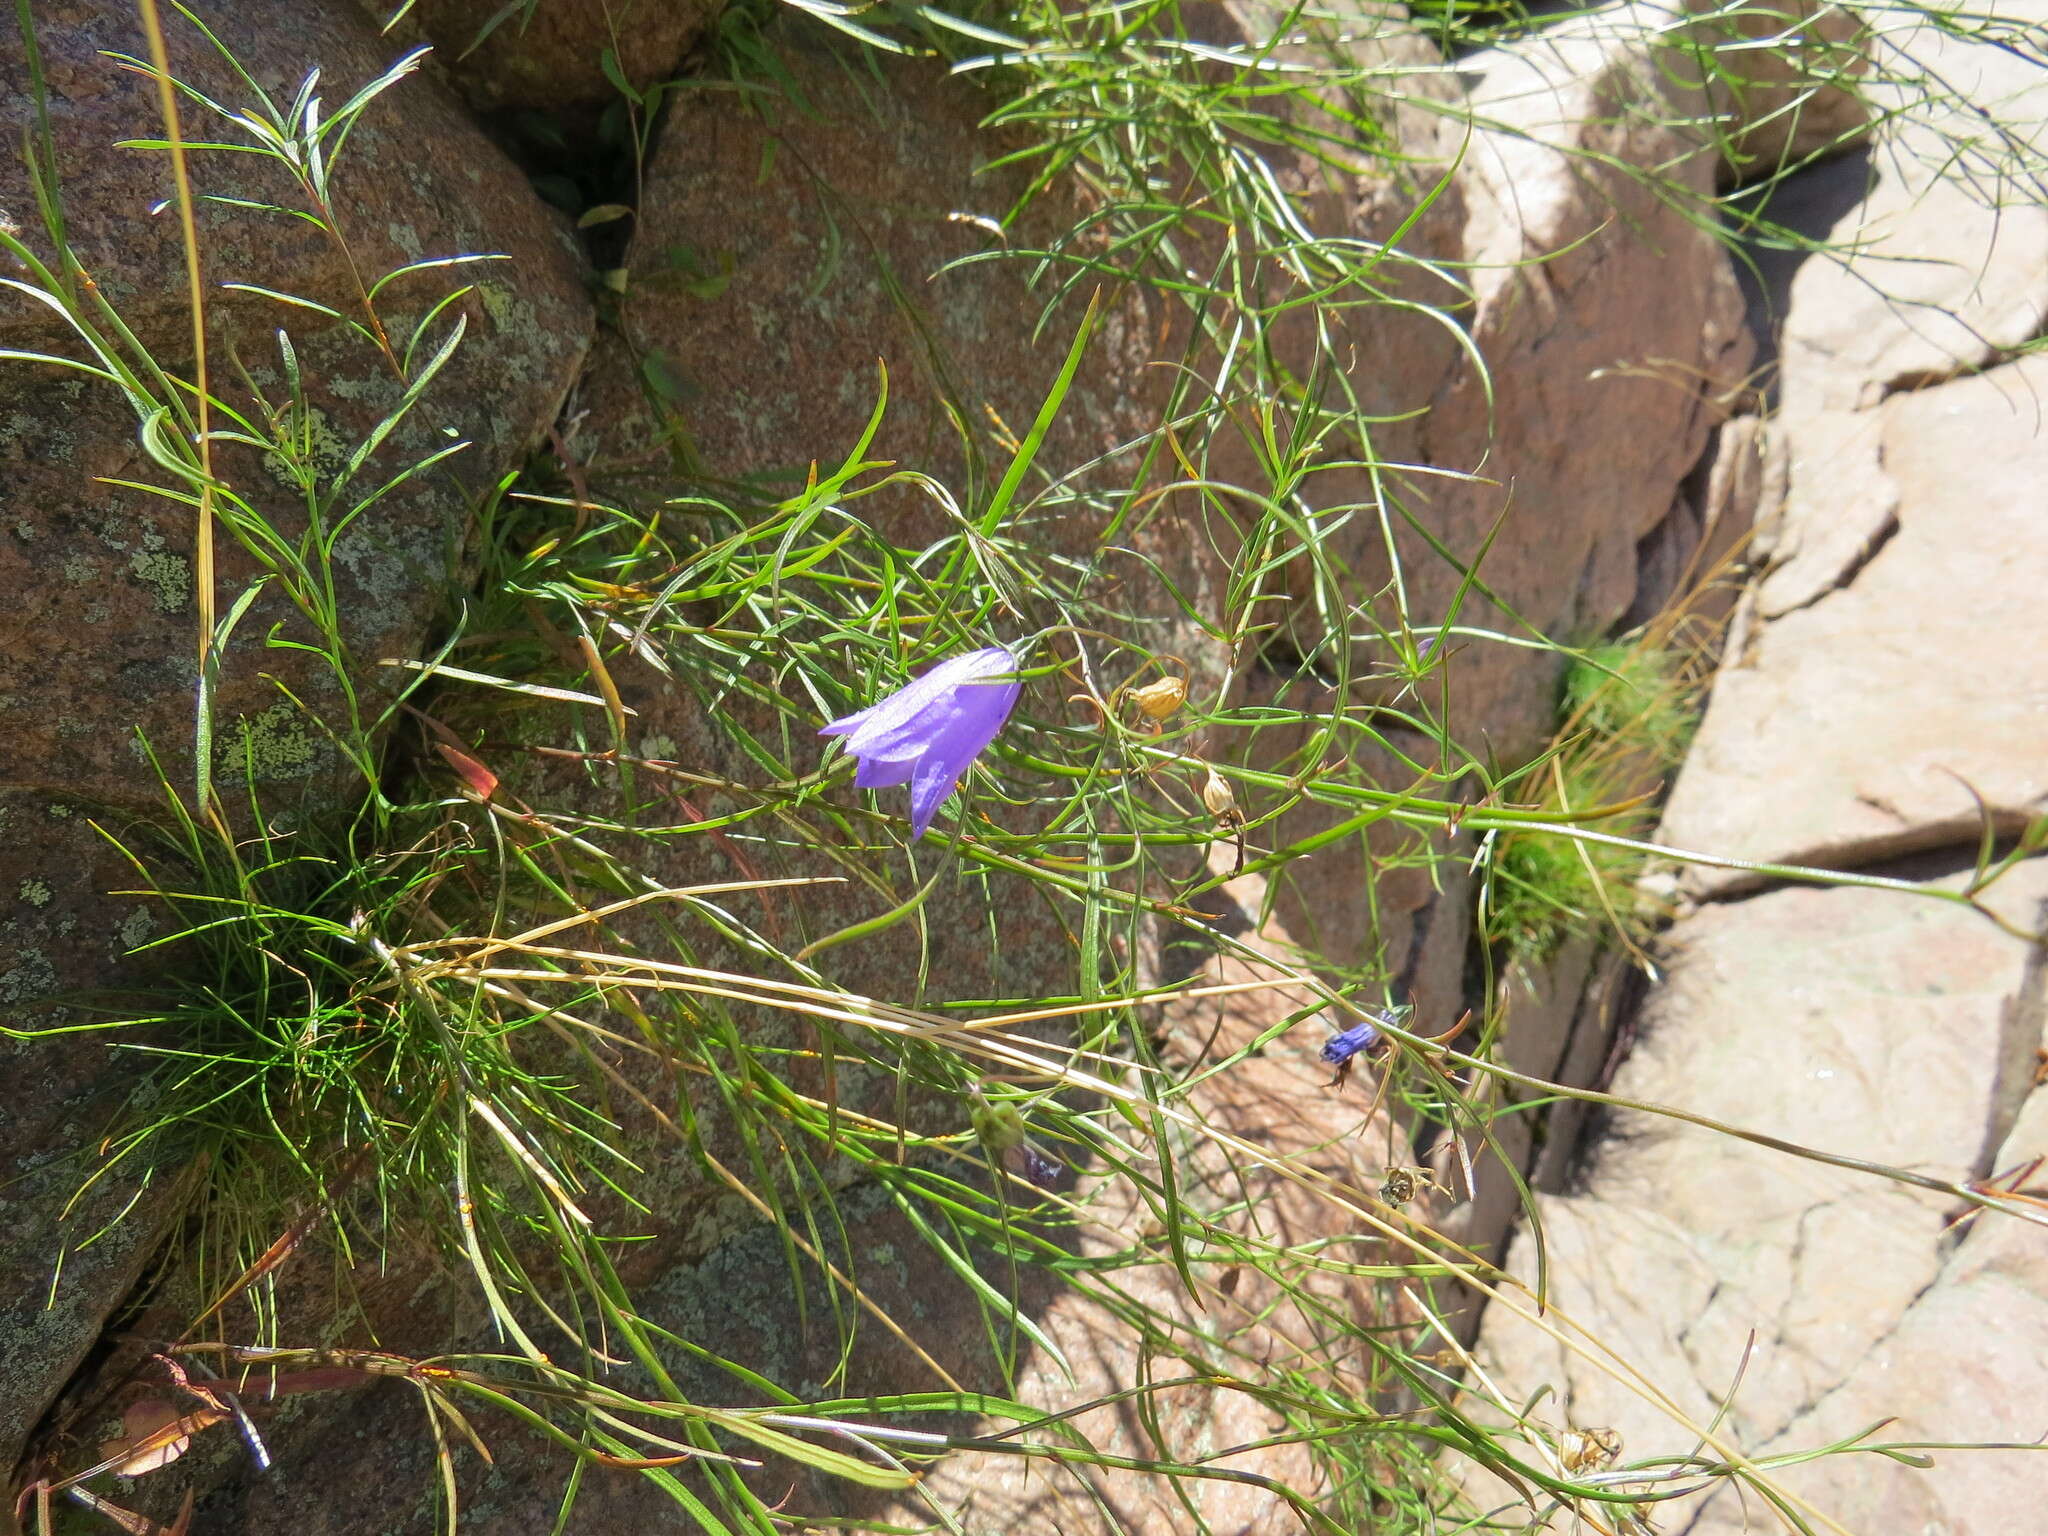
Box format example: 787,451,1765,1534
1005,1142,1064,1191
1321,1019,1383,1069
971,1090,1063,1191
820,645,1021,840
1322,1009,1398,1090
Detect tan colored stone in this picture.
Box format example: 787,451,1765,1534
1773,8,2048,414
1686,0,1872,178
898,883,1419,1532
1404,10,1754,758
1752,405,1894,617
1680,1085,2048,1534
1736,4,2048,663
1468,860,2048,1528
1662,355,2048,885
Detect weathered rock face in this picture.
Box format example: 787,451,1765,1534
1405,6,1755,762
571,37,1193,573
1747,1075,2048,1535
1662,355,2048,883
1679,0,1872,177
1655,1,2048,886
0,0,591,1474
2,0,592,812
1468,6,2048,1523
1466,862,2048,1529
0,798,182,1478
1357,3,1767,1295
0,0,1868,1527
372,0,714,112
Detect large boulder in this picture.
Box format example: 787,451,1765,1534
56,9,1460,1528
0,0,591,1474
1466,860,2048,1528
1661,355,2048,884
569,33,1200,579
0,0,592,812
1459,11,2048,1523
1405,9,1754,760
1739,0,2048,620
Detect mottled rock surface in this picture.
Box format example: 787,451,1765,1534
0,0,1904,1526
1,0,592,811
376,0,714,112
1468,9,2048,1527
1410,7,1754,760
0,0,590,1474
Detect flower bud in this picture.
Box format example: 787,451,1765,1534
1201,767,1237,821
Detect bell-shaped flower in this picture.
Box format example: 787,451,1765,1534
820,645,1021,840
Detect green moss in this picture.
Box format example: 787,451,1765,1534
1485,642,1700,965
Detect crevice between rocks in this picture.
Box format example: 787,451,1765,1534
1683,820,2048,907
1752,493,1900,622
1871,300,2048,403
1975,893,2048,1185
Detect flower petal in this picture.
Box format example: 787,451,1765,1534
835,648,1016,759
853,751,918,789
818,702,875,738
820,645,1022,839
911,683,1020,837
908,744,970,840
1320,1020,1382,1066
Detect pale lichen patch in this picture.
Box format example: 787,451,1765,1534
262,405,352,490
118,907,155,952
0,945,56,1004
128,537,192,612
219,702,323,782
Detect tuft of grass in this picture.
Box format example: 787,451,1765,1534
1482,638,1703,968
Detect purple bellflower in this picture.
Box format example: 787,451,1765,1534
820,645,1021,840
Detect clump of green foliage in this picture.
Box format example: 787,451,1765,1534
1482,638,1703,968
7,2,2048,1535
